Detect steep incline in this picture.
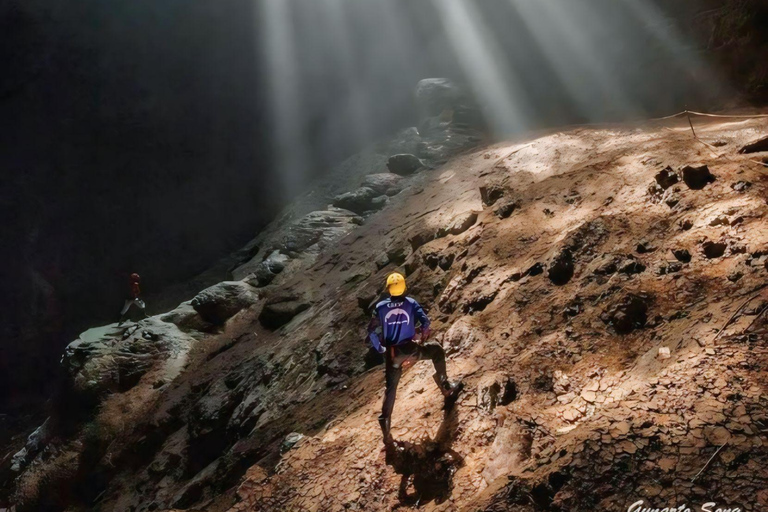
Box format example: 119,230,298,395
6,112,768,511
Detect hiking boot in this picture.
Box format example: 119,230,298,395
378,416,393,445
434,375,464,406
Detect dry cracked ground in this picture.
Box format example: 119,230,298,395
5,112,768,512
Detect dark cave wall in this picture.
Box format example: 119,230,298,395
0,0,280,406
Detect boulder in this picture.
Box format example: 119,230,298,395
259,295,310,330
654,167,679,189
160,302,210,332
191,281,259,325
387,154,424,176
246,251,290,287
332,187,387,214
681,164,715,190
361,173,404,196
61,318,199,400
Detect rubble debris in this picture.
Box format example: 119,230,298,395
654,167,679,189
731,180,751,192
681,164,715,190
658,346,671,359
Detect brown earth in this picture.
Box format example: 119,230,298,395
7,113,768,511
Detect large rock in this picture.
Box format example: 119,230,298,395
62,318,199,400
259,295,310,330
361,173,405,196
246,251,291,287
191,281,259,325
387,154,424,176
276,208,363,256
332,187,387,215
681,164,715,190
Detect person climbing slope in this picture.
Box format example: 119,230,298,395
367,271,463,446
118,272,148,325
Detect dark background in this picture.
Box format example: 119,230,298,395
1,0,766,411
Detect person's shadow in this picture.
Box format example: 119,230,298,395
385,405,463,506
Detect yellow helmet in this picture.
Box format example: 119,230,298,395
386,272,406,296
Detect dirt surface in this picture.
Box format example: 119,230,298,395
6,114,768,511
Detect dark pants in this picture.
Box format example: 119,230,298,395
381,341,448,421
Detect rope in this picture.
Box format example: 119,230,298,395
648,109,768,121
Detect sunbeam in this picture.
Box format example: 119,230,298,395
429,0,530,135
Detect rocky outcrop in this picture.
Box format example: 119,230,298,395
190,281,259,325
361,173,405,196
386,154,424,176
332,188,387,215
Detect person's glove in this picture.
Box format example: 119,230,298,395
420,327,431,342
377,344,386,354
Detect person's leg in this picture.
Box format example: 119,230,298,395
380,348,403,444
417,342,463,402
418,342,447,381
118,300,132,325
136,299,148,318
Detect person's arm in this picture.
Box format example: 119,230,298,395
366,312,386,353
411,299,431,340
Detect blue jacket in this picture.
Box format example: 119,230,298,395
367,296,430,353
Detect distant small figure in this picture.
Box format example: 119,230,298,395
118,273,147,325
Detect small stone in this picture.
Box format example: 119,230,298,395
658,347,671,359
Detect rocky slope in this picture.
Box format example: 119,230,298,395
4,83,768,511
